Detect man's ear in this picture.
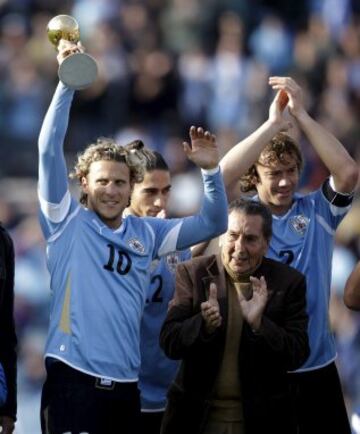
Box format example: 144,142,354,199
251,166,261,186
81,176,88,193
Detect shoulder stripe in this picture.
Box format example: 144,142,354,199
48,205,81,243
315,214,335,236
38,189,72,223
158,222,182,257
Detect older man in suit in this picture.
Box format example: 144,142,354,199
160,198,309,434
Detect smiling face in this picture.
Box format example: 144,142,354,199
221,210,269,277
81,160,132,228
130,169,171,217
255,152,300,216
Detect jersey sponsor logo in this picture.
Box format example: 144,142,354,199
128,238,145,253
289,214,309,236
166,253,181,273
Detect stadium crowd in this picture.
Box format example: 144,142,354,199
1,0,360,432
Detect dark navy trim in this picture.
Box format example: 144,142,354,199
322,179,353,207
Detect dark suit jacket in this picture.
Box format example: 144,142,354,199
160,255,309,434
0,225,17,420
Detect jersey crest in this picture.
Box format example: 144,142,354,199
289,214,309,236
165,252,181,273
127,238,145,253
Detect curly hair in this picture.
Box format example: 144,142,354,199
240,132,304,193
69,137,155,205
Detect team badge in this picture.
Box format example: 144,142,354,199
289,214,309,236
127,238,145,253
166,253,181,273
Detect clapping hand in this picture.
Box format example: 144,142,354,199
201,283,222,334
269,76,306,120
238,276,268,332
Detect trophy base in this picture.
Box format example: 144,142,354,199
58,52,98,90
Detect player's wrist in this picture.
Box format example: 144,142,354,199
201,165,220,175
265,118,283,133
291,107,308,123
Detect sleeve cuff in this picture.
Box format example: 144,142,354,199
201,166,220,176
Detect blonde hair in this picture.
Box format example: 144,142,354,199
70,137,154,205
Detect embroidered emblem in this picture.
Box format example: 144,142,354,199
166,253,181,273
128,238,145,253
289,214,309,236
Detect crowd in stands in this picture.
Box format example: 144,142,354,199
1,0,360,431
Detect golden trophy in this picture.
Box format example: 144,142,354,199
47,15,98,90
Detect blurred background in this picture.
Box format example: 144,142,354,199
1,0,360,432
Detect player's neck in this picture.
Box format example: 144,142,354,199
266,201,292,216
124,206,140,217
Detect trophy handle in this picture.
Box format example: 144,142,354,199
58,52,98,90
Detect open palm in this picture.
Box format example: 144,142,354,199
183,126,219,170
238,276,268,329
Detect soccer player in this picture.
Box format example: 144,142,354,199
219,76,358,433
38,42,227,434
124,151,190,434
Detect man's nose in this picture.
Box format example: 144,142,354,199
154,195,166,209
105,183,118,195
278,176,290,187
235,236,245,251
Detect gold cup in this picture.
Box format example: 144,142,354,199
47,15,98,90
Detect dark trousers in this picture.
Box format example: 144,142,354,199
136,411,164,434
40,361,140,434
288,362,351,434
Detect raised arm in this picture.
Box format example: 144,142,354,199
269,76,359,193
344,261,360,310
38,41,86,209
176,127,228,250
38,81,74,205
220,90,292,202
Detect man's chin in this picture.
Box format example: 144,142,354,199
276,193,293,204
97,210,122,223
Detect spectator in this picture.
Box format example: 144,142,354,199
160,199,309,434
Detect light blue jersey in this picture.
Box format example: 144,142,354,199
139,249,191,412
255,183,352,371
38,82,228,382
